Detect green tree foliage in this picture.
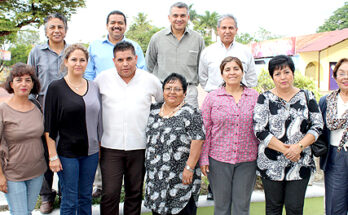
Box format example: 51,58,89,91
4,30,40,66
188,4,198,23
5,43,33,65
235,32,256,44
317,2,348,32
254,27,280,41
0,0,86,45
187,4,219,46
125,13,162,54
236,27,281,45
254,69,321,100
196,11,219,40
236,27,281,44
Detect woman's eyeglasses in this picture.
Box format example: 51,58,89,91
164,87,183,93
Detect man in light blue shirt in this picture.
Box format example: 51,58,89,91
85,10,146,80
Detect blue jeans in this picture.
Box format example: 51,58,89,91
5,174,44,215
325,146,348,215
58,152,98,215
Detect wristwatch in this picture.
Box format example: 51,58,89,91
185,165,194,173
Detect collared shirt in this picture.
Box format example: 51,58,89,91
199,87,259,166
27,41,68,96
95,68,163,150
146,27,205,84
199,41,258,92
84,36,146,80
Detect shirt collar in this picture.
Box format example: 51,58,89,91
218,40,234,49
103,35,126,45
216,85,251,96
165,27,190,36
40,40,67,50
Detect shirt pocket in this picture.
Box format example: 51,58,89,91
186,50,198,66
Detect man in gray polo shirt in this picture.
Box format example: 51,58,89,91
27,13,68,214
146,2,205,108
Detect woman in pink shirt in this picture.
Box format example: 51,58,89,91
200,56,259,215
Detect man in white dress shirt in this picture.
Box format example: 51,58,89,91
199,14,258,92
95,41,163,215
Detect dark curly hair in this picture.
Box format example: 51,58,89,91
5,63,40,95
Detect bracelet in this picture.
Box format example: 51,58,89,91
299,143,304,150
185,165,194,173
49,155,58,162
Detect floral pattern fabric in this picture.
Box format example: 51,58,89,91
253,90,323,181
326,90,348,151
144,103,205,215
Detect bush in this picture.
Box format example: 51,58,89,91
254,69,322,101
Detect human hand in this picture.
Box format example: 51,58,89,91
182,168,194,185
49,158,63,172
200,165,209,176
284,144,301,162
0,174,7,193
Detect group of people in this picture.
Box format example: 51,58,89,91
0,2,347,215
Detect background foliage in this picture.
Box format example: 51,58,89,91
254,69,322,100
125,13,162,54
317,1,348,32
0,0,86,45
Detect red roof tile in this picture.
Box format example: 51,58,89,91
296,28,348,53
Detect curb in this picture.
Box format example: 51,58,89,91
0,182,324,215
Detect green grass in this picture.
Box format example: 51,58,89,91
141,197,324,215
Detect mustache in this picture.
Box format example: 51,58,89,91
111,27,122,31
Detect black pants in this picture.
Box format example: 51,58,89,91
100,147,145,215
261,177,310,215
37,95,57,202
152,196,197,215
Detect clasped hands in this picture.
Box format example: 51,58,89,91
283,143,302,162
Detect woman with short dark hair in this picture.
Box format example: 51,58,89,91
144,73,205,215
0,63,46,214
253,55,323,215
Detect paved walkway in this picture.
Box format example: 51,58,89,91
0,181,325,215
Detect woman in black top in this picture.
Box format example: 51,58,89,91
44,44,102,215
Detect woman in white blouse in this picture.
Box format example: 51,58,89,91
319,58,348,215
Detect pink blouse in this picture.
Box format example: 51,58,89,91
200,87,259,166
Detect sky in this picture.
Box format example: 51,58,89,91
46,0,346,43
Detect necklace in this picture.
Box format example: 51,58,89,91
66,77,84,90
159,101,185,119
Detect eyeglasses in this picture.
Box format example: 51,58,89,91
337,72,348,78
164,87,183,93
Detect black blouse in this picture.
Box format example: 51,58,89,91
44,78,102,158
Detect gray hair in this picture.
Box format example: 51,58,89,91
44,13,68,34
217,14,238,28
169,2,189,15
